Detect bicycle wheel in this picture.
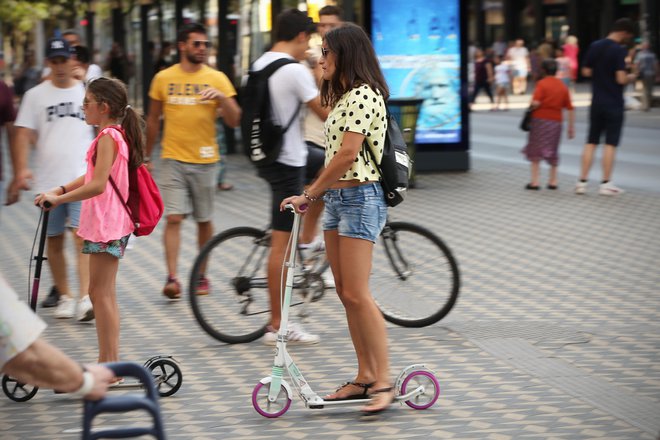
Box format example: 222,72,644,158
371,222,460,327
189,227,271,344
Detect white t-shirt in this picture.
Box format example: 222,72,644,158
251,52,319,167
14,80,94,192
508,46,530,72
85,64,103,83
0,273,47,369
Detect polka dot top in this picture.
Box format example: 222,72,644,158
324,84,387,182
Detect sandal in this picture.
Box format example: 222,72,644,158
324,381,374,401
361,386,395,415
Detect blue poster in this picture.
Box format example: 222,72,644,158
372,0,461,144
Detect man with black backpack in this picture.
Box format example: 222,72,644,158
243,9,328,345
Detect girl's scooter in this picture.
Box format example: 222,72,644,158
252,206,440,417
2,204,182,402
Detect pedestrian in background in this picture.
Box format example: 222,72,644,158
154,41,175,72
563,35,579,84
146,22,241,299
470,48,495,110
633,41,658,111
12,50,41,98
35,77,142,365
0,79,16,207
576,18,636,196
41,30,103,84
251,9,327,346
555,47,572,89
72,45,102,86
300,4,343,252
493,55,512,111
507,39,530,95
8,38,94,321
522,59,575,190
105,42,131,85
281,22,393,415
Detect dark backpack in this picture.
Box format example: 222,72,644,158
365,113,411,207
240,58,301,167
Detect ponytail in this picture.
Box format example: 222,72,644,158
122,106,145,169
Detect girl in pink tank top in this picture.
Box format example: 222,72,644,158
35,77,146,370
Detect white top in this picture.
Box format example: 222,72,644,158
0,273,47,369
251,52,319,167
494,63,512,84
507,46,530,71
14,80,94,192
85,64,103,83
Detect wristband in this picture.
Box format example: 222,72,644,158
70,370,95,398
60,185,66,195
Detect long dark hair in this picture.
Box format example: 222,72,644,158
320,23,389,107
87,77,144,168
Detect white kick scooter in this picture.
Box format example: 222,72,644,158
252,205,440,418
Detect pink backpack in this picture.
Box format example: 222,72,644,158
103,126,164,236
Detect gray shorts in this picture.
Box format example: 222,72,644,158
159,159,217,222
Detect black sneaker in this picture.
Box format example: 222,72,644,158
41,286,60,308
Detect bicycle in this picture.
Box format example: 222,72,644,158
188,218,460,344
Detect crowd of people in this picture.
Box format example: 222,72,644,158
469,19,656,194
1,6,396,415
0,11,657,417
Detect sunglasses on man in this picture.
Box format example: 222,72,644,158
192,40,211,48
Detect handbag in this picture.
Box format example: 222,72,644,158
520,107,532,132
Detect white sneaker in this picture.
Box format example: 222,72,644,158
599,182,625,196
77,296,95,322
299,237,325,252
575,181,587,194
54,296,76,319
263,322,320,346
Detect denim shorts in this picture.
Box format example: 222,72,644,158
46,201,81,237
82,234,131,259
322,182,387,243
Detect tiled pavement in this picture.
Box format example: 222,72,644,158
1,133,659,439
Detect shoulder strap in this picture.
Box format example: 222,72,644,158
108,174,133,220
252,58,302,132
252,58,298,77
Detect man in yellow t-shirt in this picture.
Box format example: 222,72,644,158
146,22,241,299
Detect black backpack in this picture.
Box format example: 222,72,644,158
240,58,301,167
365,113,411,207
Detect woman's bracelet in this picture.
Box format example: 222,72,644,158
303,190,318,202
70,367,95,398
60,185,66,195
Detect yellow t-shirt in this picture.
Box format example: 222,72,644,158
149,64,237,163
324,84,387,181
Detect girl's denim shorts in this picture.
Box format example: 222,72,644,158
322,182,387,243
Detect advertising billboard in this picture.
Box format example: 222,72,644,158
371,0,463,148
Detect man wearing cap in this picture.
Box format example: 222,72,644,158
7,38,95,322
251,8,328,345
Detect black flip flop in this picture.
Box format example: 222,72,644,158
324,381,374,401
